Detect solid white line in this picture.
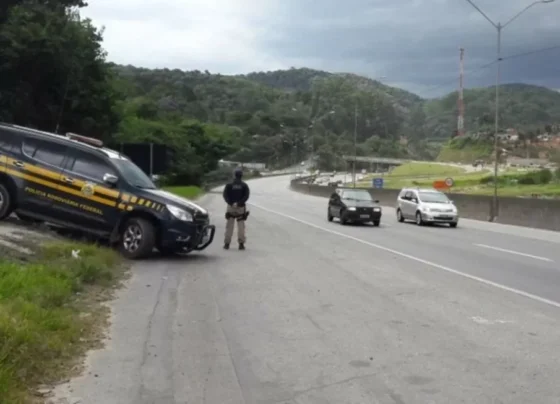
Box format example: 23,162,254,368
474,243,553,262
249,202,560,310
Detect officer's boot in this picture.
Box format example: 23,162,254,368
223,243,230,249
238,242,245,250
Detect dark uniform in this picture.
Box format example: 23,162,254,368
222,168,250,249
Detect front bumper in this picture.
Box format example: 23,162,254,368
344,209,382,222
421,212,459,223
160,220,216,252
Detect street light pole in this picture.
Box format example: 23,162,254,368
464,0,555,221
352,102,358,188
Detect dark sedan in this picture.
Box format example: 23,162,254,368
327,188,382,226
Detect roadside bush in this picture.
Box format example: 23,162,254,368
517,169,552,185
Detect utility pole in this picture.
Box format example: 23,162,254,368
463,0,556,221
352,103,358,188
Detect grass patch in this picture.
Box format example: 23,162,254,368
0,241,126,403
388,162,465,178
164,185,203,199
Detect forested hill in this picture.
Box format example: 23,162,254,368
424,83,560,138
240,68,423,112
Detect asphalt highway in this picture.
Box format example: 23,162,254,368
53,175,560,404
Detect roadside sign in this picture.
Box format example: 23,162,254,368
372,178,384,189
445,177,454,187
432,180,449,190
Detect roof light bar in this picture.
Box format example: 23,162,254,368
66,132,103,147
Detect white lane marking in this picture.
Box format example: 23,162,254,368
474,243,553,262
471,316,514,325
249,202,560,310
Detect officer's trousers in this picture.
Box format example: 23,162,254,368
224,205,246,244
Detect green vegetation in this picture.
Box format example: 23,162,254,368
165,185,204,199
437,136,494,163
1,1,559,187
0,240,125,404
389,162,465,177
424,84,560,140
358,162,560,197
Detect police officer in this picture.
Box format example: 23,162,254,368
222,167,250,250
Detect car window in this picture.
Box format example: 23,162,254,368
0,130,18,153
419,191,450,203
68,151,116,182
22,137,67,167
404,191,412,199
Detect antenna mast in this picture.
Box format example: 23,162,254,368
457,47,465,137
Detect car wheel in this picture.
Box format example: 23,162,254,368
415,211,424,226
373,220,380,227
327,209,333,222
396,209,404,223
339,209,347,225
449,222,458,228
0,183,15,221
119,217,156,259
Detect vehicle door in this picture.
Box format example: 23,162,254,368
14,136,69,216
58,149,121,233
404,191,419,218
397,190,409,217
400,191,414,218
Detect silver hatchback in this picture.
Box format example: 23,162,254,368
396,188,459,227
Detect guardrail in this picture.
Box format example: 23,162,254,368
290,178,560,232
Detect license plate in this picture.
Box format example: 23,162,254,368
360,214,370,218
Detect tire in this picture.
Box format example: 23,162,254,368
119,217,156,259
327,209,333,222
0,183,14,220
373,220,380,227
339,209,347,225
415,211,424,226
396,209,404,223
449,222,458,228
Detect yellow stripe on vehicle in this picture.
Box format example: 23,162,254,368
118,203,127,210
121,194,131,202
5,168,117,207
137,198,145,205
130,196,138,203
6,158,119,199
0,155,7,164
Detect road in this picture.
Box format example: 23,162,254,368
53,175,560,404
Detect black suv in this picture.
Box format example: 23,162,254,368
0,123,215,259
327,188,382,226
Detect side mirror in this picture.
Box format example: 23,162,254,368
449,200,454,204
103,173,118,185
411,198,418,204
374,200,380,203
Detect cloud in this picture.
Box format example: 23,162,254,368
81,0,560,97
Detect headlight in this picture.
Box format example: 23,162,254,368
373,207,381,212
167,205,193,221
348,207,356,211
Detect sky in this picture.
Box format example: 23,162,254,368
81,0,560,98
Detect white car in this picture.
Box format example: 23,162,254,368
396,188,458,228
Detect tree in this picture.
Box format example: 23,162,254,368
0,3,119,139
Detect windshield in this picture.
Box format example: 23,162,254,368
341,190,373,201
419,191,450,203
111,158,156,189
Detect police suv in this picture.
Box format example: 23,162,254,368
0,123,215,259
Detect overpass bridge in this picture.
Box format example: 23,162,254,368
342,155,408,171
